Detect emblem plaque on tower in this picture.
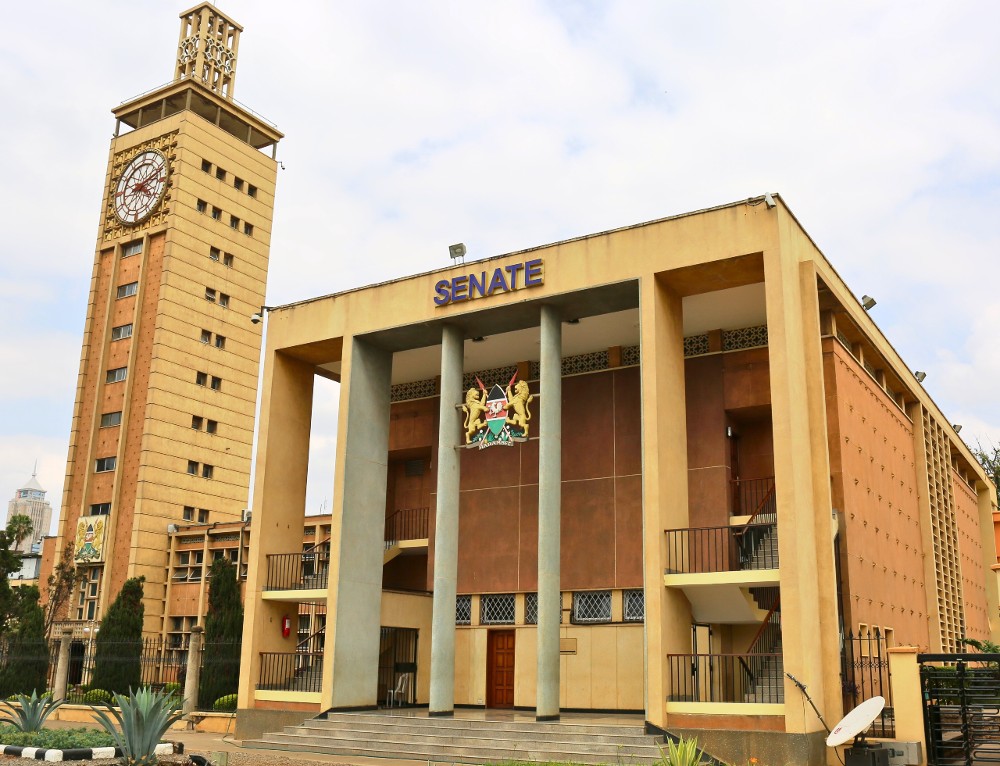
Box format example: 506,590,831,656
461,373,535,449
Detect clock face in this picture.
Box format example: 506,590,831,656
113,150,168,225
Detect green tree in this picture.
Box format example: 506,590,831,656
43,544,85,638
972,440,1000,490
0,586,48,697
0,516,36,638
5,515,33,552
198,558,243,708
90,577,144,694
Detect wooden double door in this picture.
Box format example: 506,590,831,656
486,630,515,708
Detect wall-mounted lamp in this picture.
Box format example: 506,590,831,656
565,318,580,325
953,424,962,433
861,295,877,311
250,305,276,324
914,371,927,383
763,193,777,209
471,336,486,343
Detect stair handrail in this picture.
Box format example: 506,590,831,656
736,484,777,536
746,593,781,655
295,626,326,653
303,537,331,555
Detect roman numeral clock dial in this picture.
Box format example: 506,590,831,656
113,149,168,225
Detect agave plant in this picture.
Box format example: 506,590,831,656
90,687,182,766
658,735,706,766
0,689,64,732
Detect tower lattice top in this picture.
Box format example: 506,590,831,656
175,3,243,99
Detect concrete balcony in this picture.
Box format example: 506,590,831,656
663,521,779,623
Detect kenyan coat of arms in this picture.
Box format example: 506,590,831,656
461,373,535,449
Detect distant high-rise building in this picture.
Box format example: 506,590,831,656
7,470,52,554
51,3,282,634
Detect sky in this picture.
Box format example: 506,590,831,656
1,1,998,528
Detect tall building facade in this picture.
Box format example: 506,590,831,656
6,471,52,554
237,196,997,762
53,4,281,635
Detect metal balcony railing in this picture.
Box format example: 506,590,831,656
667,653,784,704
257,651,323,693
731,476,775,517
264,544,330,591
384,507,429,545
663,522,778,574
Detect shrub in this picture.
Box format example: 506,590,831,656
658,735,706,766
213,694,237,712
91,687,182,766
199,558,243,708
0,724,115,749
90,578,144,695
0,690,65,733
163,682,181,694
83,689,113,704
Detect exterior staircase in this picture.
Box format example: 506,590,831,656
242,711,720,764
744,651,784,703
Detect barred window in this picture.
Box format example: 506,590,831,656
481,594,515,625
525,592,562,625
456,595,471,625
572,591,612,623
623,589,644,622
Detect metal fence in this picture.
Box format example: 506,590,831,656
667,653,784,704
841,628,895,737
265,545,330,590
664,522,778,574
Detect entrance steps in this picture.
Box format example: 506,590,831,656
242,710,678,764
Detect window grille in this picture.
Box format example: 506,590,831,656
463,365,517,392
456,595,471,625
390,378,438,402
481,594,515,625
623,589,644,622
572,591,611,623
621,345,641,366
722,325,768,351
525,592,562,625
836,330,852,348
562,350,608,376
683,334,710,356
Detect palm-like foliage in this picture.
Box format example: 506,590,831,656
90,687,182,766
658,736,706,766
0,689,64,732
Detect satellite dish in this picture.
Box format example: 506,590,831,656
826,696,885,747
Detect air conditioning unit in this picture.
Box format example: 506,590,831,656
242,509,252,523
166,523,178,534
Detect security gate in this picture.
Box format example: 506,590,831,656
919,653,1000,765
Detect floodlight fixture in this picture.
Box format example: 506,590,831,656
914,371,927,383
861,295,876,311
449,243,467,259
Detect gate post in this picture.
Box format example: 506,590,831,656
183,626,204,717
887,647,927,765
52,629,73,702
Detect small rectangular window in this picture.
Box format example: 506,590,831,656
122,240,143,257
187,460,199,475
100,411,122,428
215,166,227,181
210,376,222,391
89,503,111,516
243,222,254,236
229,215,240,229
196,199,207,213
214,335,226,349
106,367,127,384
209,247,221,261
204,288,216,303
202,464,214,479
95,456,117,473
456,595,472,625
571,591,612,624
201,159,212,173
182,506,195,521
198,509,209,523
200,329,212,344
623,589,645,622
223,253,234,267
116,282,138,299
206,419,218,434
211,206,222,221
233,177,244,191
195,371,208,386
247,184,257,198
219,293,229,309
111,323,133,341
191,415,204,430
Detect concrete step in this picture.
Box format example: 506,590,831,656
242,712,673,765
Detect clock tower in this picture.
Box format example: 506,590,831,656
53,4,282,636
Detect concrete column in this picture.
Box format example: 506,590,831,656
183,626,204,716
324,337,393,709
53,629,73,702
537,304,562,721
429,324,464,716
639,276,691,731
886,648,926,760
